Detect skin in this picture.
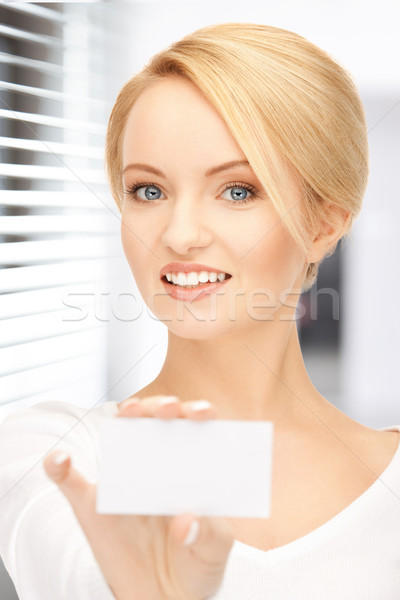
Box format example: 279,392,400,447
119,76,399,546
43,398,235,600
120,76,342,426
43,75,399,595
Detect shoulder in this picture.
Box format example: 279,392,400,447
331,419,400,493
357,425,400,474
0,400,119,436
318,399,400,475
0,400,119,485
304,400,400,498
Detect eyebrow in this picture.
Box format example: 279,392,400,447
121,160,251,177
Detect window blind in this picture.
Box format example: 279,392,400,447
0,1,128,420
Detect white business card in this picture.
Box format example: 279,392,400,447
96,417,274,518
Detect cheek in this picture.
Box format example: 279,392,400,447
243,221,302,293
121,217,135,265
120,216,151,287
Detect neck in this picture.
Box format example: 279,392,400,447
153,318,326,428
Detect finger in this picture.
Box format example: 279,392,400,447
43,450,72,484
151,397,217,420
117,395,184,419
118,396,217,421
170,513,234,567
43,451,94,514
181,400,217,421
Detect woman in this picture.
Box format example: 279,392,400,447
1,22,399,600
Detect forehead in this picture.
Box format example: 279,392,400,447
122,77,246,168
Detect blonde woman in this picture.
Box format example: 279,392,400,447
1,22,399,600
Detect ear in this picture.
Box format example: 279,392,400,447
306,205,351,263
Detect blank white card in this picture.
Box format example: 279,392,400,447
96,417,274,518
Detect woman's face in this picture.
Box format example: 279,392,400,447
121,76,307,339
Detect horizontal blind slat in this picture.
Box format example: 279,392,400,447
0,164,106,184
0,308,106,348
0,191,112,208
0,328,104,377
0,24,63,48
0,136,104,159
0,378,106,417
0,354,100,405
0,1,66,23
0,52,118,88
0,22,117,51
0,239,119,266
0,109,107,134
0,281,122,319
0,51,64,75
0,81,109,108
0,285,97,320
0,215,113,234
0,258,126,293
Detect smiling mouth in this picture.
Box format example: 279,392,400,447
161,274,232,288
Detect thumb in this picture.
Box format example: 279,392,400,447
43,450,94,513
171,513,235,568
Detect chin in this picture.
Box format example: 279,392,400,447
160,312,255,341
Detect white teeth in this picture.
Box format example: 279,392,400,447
186,272,199,285
165,271,229,287
198,271,209,284
177,272,186,286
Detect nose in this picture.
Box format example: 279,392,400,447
161,196,213,254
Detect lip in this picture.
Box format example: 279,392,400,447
161,276,232,302
160,262,231,278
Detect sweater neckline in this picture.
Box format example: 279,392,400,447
233,424,400,563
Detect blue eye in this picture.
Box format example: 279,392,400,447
127,183,164,201
220,183,258,205
124,181,259,205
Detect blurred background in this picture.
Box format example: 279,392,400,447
0,1,399,597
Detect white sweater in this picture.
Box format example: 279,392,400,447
0,400,399,600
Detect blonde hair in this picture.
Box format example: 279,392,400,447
106,22,369,292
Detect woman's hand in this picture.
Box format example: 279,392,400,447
43,396,235,600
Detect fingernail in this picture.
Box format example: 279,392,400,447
190,400,212,411
52,451,70,466
157,396,179,406
119,398,140,409
183,519,199,546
